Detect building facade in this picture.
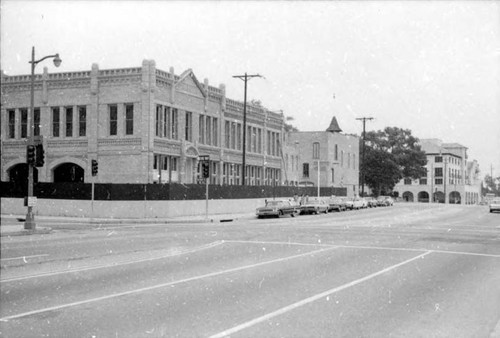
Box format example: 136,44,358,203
1,60,285,186
286,117,360,197
393,138,482,204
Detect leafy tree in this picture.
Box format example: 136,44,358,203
361,127,427,195
483,174,500,196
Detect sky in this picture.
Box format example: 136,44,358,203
1,0,499,178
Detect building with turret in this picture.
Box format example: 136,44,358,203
286,116,360,197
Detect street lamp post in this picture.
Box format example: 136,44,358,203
232,73,263,186
25,46,61,230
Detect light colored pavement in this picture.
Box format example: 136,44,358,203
1,204,499,337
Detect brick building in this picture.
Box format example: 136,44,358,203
393,138,482,204
286,117,360,197
1,60,284,186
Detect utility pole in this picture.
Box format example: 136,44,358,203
232,73,263,185
356,117,374,197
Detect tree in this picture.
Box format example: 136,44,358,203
362,127,427,195
483,174,500,196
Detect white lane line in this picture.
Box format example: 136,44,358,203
0,254,49,262
227,240,500,258
0,246,336,322
209,251,433,338
0,241,224,283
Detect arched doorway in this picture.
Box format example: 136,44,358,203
434,191,445,203
417,191,429,203
7,163,39,194
402,191,414,202
449,191,461,204
53,163,85,182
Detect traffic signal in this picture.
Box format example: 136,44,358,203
26,145,36,165
91,159,98,176
201,161,210,178
35,144,45,167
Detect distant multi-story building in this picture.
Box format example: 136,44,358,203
394,138,481,204
1,60,285,186
286,117,360,197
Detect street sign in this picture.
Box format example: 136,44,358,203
27,197,37,207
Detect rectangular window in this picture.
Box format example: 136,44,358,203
52,107,60,137
331,168,335,182
199,115,205,144
303,163,309,178
231,123,236,150
236,124,241,150
267,131,271,155
312,142,320,159
65,107,73,137
34,108,40,136
8,110,15,138
206,117,211,146
435,178,443,185
165,107,172,138
156,105,162,137
420,178,427,185
404,178,412,185
435,156,443,163
353,155,356,170
109,105,117,136
171,108,178,139
125,104,134,135
78,106,87,137
225,121,230,148
212,118,218,146
185,111,192,141
435,167,443,177
335,144,338,161
21,109,28,138
257,129,262,153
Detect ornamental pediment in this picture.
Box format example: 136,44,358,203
174,69,206,99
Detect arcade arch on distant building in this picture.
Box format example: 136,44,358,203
434,191,445,203
417,191,429,203
402,191,414,202
449,191,461,204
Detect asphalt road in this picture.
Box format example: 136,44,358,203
1,203,499,337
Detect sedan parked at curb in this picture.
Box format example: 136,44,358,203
345,197,364,210
300,199,329,215
377,196,394,206
256,200,298,218
489,198,500,213
327,197,347,212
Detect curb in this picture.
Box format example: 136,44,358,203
0,227,52,237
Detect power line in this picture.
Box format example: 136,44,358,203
356,117,374,196
232,73,263,186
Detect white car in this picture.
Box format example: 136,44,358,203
489,198,500,213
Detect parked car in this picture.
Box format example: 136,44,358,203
300,199,329,215
377,196,394,206
360,198,369,209
345,197,364,210
489,198,500,213
366,197,378,208
256,200,298,218
327,197,347,212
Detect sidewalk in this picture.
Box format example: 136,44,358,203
0,212,256,237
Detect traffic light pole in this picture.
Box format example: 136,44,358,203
205,178,209,222
356,117,373,197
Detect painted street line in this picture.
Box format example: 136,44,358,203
0,246,336,322
227,240,500,258
209,251,433,338
0,241,224,283
0,254,49,262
